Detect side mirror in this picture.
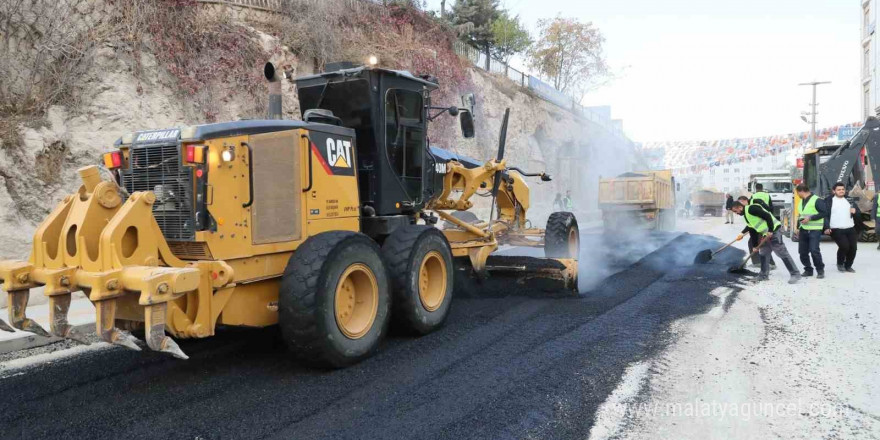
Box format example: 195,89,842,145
459,109,475,139
448,106,459,116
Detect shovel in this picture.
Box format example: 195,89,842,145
694,236,741,264
728,235,771,274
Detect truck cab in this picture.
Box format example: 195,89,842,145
746,170,792,218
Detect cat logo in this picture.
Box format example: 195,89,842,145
326,138,353,169
310,132,356,177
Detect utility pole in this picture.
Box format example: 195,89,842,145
798,81,831,150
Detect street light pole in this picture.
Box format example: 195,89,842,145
798,81,831,150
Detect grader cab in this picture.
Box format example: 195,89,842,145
0,63,579,366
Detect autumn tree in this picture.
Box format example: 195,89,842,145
490,12,531,64
449,0,501,68
528,17,609,98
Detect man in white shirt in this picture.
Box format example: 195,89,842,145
824,182,858,272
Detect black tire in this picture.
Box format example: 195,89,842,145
279,231,390,368
545,211,579,258
859,229,877,242
381,226,454,335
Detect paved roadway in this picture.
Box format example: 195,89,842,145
0,231,747,440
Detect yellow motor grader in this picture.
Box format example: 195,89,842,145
0,63,579,366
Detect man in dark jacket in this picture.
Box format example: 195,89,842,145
731,200,801,283
725,194,734,224
824,182,860,272
795,183,828,278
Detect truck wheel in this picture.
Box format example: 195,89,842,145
382,226,454,335
545,212,579,258
859,229,877,242
279,231,390,368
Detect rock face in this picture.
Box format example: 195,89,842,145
0,4,639,260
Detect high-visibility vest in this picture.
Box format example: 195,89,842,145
744,202,780,235
752,191,771,206
799,195,824,230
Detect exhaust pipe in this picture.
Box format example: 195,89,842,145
265,62,282,120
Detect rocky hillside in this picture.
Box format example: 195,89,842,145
0,0,639,259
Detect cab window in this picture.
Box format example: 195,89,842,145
385,89,425,199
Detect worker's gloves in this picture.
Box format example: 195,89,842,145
736,234,744,241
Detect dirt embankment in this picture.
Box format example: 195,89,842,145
0,1,639,260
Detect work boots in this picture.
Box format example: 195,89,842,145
837,264,845,272
788,273,802,284
801,268,813,277
817,269,825,279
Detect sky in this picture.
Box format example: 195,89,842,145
422,0,862,142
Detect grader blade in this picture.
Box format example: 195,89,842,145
454,256,578,298
0,318,13,333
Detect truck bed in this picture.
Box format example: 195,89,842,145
598,171,674,211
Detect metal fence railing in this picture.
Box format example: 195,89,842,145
197,0,388,16
452,40,625,139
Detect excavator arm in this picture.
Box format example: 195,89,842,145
819,117,880,194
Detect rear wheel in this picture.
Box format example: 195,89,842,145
545,212,579,258
859,229,877,242
279,231,390,368
381,226,454,335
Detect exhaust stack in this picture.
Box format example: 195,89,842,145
265,62,282,120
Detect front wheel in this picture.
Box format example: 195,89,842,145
545,212,579,258
279,231,391,368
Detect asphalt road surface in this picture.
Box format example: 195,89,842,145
0,232,746,440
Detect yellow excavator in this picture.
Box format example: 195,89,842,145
0,63,579,366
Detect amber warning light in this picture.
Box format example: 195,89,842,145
186,145,206,164
103,151,123,169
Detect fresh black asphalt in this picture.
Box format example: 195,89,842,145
0,233,746,440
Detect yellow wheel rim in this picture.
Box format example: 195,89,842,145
568,228,579,258
334,263,378,339
418,251,447,312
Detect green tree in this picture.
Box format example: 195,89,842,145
528,17,609,98
490,12,531,64
449,0,501,68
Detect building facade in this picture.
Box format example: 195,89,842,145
863,0,877,120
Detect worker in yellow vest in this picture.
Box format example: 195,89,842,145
751,183,774,213
737,195,776,269
731,200,801,283
795,183,828,278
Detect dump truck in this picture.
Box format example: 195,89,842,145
690,189,725,216
0,63,579,367
598,170,676,230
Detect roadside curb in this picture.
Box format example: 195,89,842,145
0,298,96,355
0,323,95,355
